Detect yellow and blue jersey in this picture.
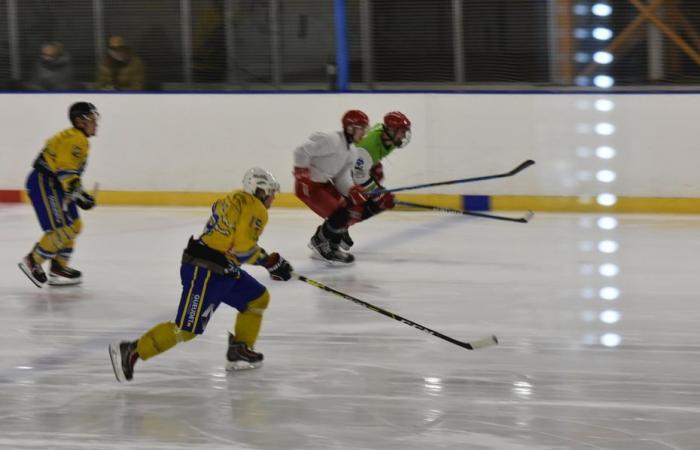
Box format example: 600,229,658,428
199,190,269,266
34,127,90,192
26,127,89,235
177,190,270,335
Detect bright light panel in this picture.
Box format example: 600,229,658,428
596,146,616,159
592,27,613,40
592,4,613,17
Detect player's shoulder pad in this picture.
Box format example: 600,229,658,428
230,190,263,209
65,128,89,149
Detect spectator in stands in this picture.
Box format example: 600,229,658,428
97,36,145,91
27,42,74,91
193,0,226,82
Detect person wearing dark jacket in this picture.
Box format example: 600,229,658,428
27,42,74,91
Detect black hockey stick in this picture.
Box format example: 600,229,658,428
372,159,535,195
296,274,498,351
397,201,534,223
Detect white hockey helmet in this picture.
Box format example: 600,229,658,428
242,167,280,197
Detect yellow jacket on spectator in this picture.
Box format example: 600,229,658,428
97,36,145,91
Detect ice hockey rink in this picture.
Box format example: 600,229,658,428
1,204,699,450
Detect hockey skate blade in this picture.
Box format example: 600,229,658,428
468,335,499,350
18,262,43,288
226,360,263,371
309,252,355,267
48,276,82,286
108,344,127,383
307,244,355,267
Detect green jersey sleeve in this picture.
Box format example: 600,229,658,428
353,124,396,191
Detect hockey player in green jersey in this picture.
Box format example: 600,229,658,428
342,111,412,250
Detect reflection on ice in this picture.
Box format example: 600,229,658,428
1,206,699,449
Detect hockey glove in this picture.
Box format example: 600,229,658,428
370,162,384,183
348,185,368,206
67,180,96,210
75,190,96,210
375,192,395,210
294,167,313,196
293,167,311,182
263,253,293,281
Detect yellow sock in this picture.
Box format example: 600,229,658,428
136,321,195,360
54,241,74,267
32,221,81,264
234,290,270,347
32,232,63,264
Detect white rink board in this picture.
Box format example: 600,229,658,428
0,92,697,197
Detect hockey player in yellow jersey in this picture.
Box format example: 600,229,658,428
18,102,99,287
109,168,294,382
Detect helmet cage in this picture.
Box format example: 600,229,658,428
69,102,100,126
384,126,412,148
383,111,411,148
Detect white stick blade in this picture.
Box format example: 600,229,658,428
469,335,499,350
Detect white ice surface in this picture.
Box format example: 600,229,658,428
1,205,700,449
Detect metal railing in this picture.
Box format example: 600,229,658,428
2,0,700,92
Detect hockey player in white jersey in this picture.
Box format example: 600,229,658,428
293,110,370,264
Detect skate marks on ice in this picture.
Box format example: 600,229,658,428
2,208,700,448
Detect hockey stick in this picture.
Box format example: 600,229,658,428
296,274,498,351
397,201,534,223
372,159,535,195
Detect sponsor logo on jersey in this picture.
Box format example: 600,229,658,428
48,193,61,221
186,294,201,327
71,146,81,159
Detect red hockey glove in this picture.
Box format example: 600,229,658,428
293,167,311,182
370,162,384,183
293,167,313,197
263,252,293,281
348,185,368,206
375,192,395,210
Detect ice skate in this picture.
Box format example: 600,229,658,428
109,341,138,382
339,231,354,251
48,260,82,286
226,333,263,371
309,230,355,265
18,253,47,288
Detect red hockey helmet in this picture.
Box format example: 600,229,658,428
341,110,369,129
383,111,411,130
383,111,411,148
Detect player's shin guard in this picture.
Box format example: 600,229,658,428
34,221,79,265
136,321,195,360
228,292,269,371
32,241,58,264
52,246,74,268
234,291,269,347
109,322,195,382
